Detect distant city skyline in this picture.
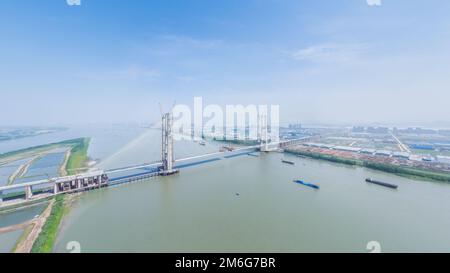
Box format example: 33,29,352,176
1,0,450,126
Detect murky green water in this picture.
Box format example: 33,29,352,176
0,229,23,253
0,203,47,253
2,125,450,253
0,203,47,228
53,138,450,252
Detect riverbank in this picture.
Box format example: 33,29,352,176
1,138,91,253
65,138,90,175
285,148,450,183
28,138,91,253
14,199,55,253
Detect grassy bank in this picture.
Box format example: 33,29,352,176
362,161,450,182
286,149,450,183
30,195,66,253
65,138,90,175
289,150,361,166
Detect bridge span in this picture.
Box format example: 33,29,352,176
0,145,261,208
0,115,309,209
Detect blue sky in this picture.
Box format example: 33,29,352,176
1,0,450,126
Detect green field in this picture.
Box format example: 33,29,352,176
65,138,90,175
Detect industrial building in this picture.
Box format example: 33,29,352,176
393,152,411,160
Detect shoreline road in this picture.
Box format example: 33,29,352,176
391,133,411,153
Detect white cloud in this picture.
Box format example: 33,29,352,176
291,43,366,63
119,65,160,80
292,44,337,61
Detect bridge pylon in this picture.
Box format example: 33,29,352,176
160,112,179,176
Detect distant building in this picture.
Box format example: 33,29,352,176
304,143,335,149
439,130,450,136
409,144,434,150
375,150,392,157
367,127,389,134
422,156,435,162
288,123,302,129
410,155,423,162
361,148,376,155
437,156,450,164
334,146,362,153
352,126,365,133
397,127,437,135
393,152,410,159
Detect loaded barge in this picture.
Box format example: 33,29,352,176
365,178,398,189
293,180,320,190
282,160,295,165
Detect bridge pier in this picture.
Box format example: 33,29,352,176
101,174,109,186
51,171,108,195
161,112,178,176
25,186,33,200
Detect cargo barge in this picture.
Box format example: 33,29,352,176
282,160,295,165
365,178,398,189
293,180,320,190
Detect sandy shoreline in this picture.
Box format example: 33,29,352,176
59,149,71,177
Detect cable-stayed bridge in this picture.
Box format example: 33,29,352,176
0,113,309,209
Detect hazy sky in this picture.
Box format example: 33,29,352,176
1,0,450,126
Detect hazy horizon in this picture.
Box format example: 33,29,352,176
1,0,450,126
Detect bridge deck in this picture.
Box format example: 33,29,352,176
0,138,308,208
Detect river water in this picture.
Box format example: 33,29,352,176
0,203,47,253
55,128,450,253
0,124,146,252
2,124,450,252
